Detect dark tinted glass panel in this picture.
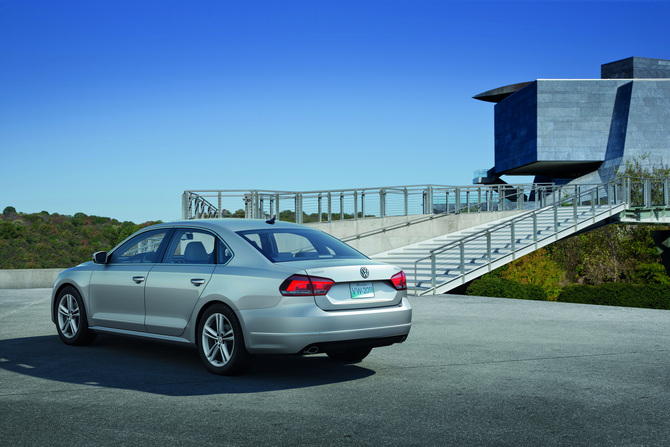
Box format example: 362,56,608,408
236,228,366,263
110,230,169,264
164,230,216,264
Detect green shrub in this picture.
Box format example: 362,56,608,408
490,248,565,300
629,263,670,284
466,277,547,301
557,283,670,310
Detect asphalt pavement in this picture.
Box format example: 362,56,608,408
1,288,669,446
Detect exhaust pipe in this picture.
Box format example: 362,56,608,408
304,345,319,354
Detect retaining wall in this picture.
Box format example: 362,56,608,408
0,269,64,289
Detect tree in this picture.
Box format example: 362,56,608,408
550,225,662,285
616,153,670,206
3,206,16,216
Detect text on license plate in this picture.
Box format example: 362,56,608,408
350,282,375,299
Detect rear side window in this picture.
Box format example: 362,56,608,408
162,229,234,265
237,228,367,263
163,230,216,264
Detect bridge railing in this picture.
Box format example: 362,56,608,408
619,177,670,208
183,183,558,222
182,177,670,223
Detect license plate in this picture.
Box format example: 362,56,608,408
350,282,374,299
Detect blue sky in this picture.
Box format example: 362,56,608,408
1,0,668,223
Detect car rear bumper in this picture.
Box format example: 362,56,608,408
241,297,412,354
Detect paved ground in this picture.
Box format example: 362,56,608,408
1,289,669,446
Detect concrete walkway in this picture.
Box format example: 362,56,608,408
1,289,669,446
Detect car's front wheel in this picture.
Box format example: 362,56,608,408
197,304,255,376
55,286,96,346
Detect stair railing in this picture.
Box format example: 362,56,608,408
413,182,627,295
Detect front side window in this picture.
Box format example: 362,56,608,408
109,229,170,264
237,228,366,263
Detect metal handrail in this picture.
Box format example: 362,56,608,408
412,182,627,295
183,183,564,222
182,179,670,247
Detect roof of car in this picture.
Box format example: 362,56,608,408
150,219,310,235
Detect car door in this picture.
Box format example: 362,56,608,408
143,229,223,336
89,229,171,332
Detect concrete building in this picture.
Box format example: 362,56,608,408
474,57,670,185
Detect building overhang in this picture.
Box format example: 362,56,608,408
473,82,533,103
499,161,603,178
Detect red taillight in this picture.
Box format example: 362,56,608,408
280,275,313,295
391,271,407,291
310,277,334,295
280,274,334,296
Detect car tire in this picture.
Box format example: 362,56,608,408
197,304,255,376
326,347,372,363
55,286,97,346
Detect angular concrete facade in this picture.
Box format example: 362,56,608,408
476,57,670,184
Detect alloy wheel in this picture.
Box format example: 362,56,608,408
57,293,80,338
201,313,235,367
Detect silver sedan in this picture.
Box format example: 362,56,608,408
51,219,412,375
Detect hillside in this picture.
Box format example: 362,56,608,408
0,207,159,269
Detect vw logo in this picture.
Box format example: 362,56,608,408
360,267,369,279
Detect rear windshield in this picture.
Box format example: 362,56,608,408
236,228,367,263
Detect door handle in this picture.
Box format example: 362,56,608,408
191,278,206,287
132,276,146,284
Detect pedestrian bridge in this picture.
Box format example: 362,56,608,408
183,178,670,295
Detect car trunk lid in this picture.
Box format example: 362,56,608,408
299,261,405,311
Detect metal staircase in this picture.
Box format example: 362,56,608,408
372,185,628,295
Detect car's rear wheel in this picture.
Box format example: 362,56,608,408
326,347,372,363
55,286,96,346
197,304,255,376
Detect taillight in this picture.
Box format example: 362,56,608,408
310,277,335,295
280,274,334,296
391,271,407,291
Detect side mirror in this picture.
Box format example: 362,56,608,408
93,251,108,264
